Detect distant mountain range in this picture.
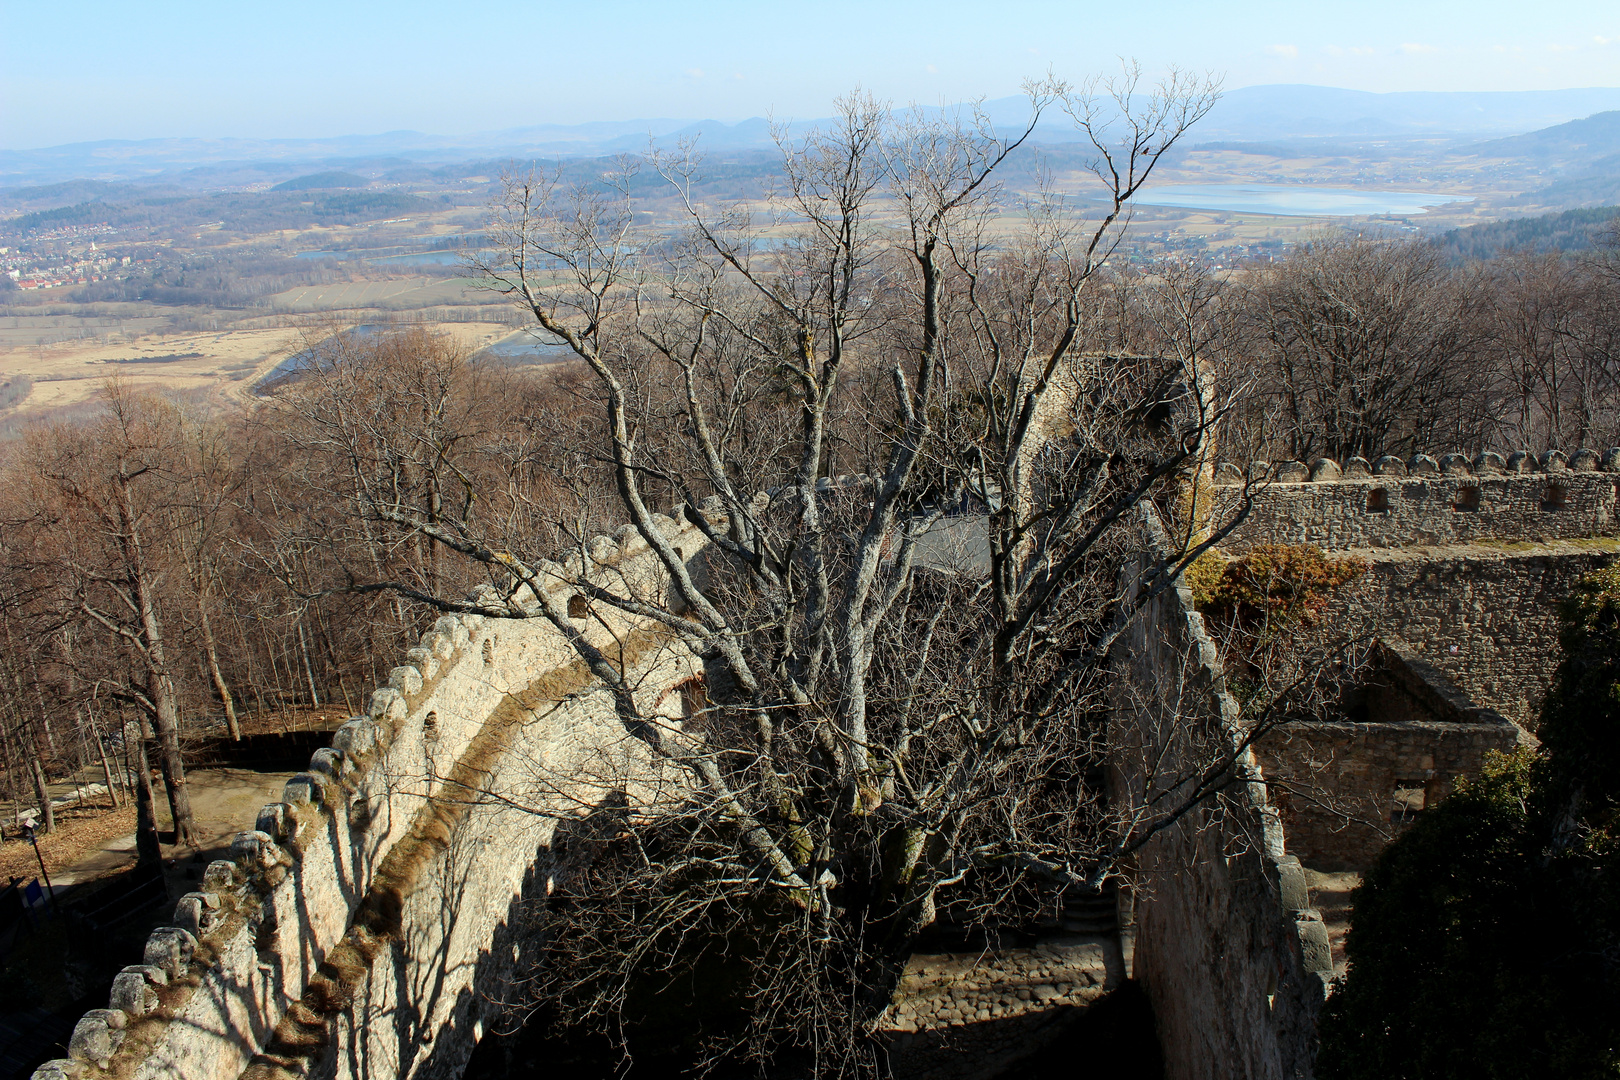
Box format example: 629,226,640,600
1472,110,1620,163
6,85,1620,188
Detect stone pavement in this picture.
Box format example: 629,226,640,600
885,934,1126,1080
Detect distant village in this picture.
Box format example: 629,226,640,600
2,225,140,292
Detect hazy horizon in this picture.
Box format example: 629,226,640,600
4,0,1619,150
5,83,1620,154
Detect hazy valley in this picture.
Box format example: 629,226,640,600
4,85,1620,431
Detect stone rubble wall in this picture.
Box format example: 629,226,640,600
31,511,715,1080
1254,645,1524,871
1210,450,1619,552
1114,508,1330,1080
883,938,1124,1080
1327,545,1616,728
1256,715,1520,871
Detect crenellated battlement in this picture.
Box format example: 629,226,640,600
33,512,717,1080
1210,448,1620,552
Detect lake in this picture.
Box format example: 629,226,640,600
476,331,576,364
1130,184,1475,217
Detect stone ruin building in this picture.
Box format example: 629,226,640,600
26,446,1620,1080
1120,447,1619,1078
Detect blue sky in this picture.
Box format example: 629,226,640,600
3,0,1619,148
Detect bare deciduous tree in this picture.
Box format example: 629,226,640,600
1243,235,1483,461
20,384,205,847
263,69,1306,1074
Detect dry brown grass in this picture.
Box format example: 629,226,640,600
0,802,134,883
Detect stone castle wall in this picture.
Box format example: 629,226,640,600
1127,450,1617,1080
1212,452,1618,553
32,513,712,1080
1255,645,1523,869
1116,508,1330,1080
35,446,1620,1080
1257,717,1519,870
1331,546,1615,728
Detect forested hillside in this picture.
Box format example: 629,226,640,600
1435,205,1620,261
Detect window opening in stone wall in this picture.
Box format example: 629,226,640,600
568,594,589,618
1391,781,1426,825
1366,488,1389,513
1541,483,1568,511
1453,485,1481,513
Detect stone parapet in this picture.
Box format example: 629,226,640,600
1211,451,1619,552
32,514,714,1080
1114,506,1329,1080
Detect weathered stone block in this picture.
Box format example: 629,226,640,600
1296,917,1332,974
30,1060,85,1080
1308,458,1341,482
1438,453,1471,476
230,830,279,870
255,802,290,839
332,719,379,758
68,1011,125,1068
1275,856,1309,912
308,748,348,782
1408,454,1440,477
1505,450,1534,473
1602,447,1620,473
203,860,237,892
368,687,406,722
1343,457,1371,479
282,774,322,807
109,969,159,1016
1213,462,1244,486
426,631,455,661
1373,456,1406,476
1274,460,1309,483
402,650,437,682
1571,448,1600,472
143,928,197,980
173,892,221,938
1474,451,1505,475
588,536,618,564
391,663,426,695
1541,449,1568,473
435,615,471,648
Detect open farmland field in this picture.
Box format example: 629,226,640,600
264,275,500,313
0,319,524,428
0,312,180,349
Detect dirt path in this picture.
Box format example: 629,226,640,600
1,768,296,891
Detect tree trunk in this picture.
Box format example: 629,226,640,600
28,748,54,835
146,669,195,847
297,620,321,708
198,599,240,740
94,715,121,809
128,721,161,870
116,471,197,847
